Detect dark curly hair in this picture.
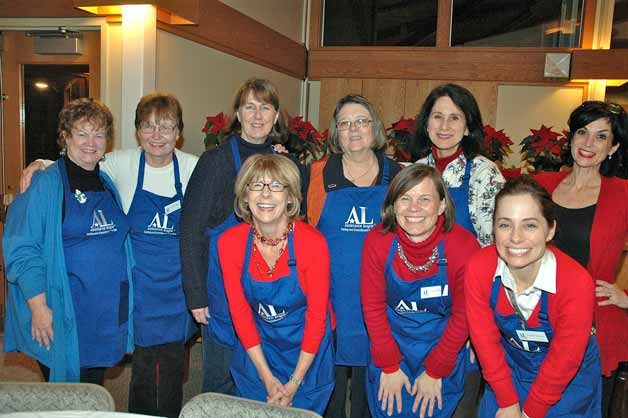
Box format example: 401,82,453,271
565,101,628,178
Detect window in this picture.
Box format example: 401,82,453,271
323,0,438,46
451,0,584,47
610,0,628,48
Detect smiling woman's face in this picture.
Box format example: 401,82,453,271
64,119,107,170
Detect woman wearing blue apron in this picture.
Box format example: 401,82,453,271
219,154,334,413
180,79,305,395
361,165,480,418
307,95,401,418
411,84,505,416
4,99,131,383
465,177,601,418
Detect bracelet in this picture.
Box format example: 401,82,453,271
289,374,303,386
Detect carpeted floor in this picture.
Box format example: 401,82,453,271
0,335,204,413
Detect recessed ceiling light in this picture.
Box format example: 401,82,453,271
34,82,49,89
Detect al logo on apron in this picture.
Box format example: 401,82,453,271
128,151,197,347
366,239,466,418
316,158,390,366
60,160,130,368
479,276,601,418
230,227,335,414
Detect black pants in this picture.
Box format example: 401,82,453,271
602,368,619,418
200,326,235,395
452,370,483,418
38,362,106,385
325,365,370,418
128,340,185,418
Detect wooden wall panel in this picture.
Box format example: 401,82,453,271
318,78,363,131
362,79,406,128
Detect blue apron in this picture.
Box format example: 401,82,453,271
366,239,466,418
60,160,130,368
479,276,601,418
128,151,196,347
230,228,335,414
447,160,475,237
316,157,390,366
204,137,242,348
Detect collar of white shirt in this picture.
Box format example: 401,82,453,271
496,249,557,295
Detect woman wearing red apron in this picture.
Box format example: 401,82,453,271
307,95,401,418
466,176,601,418
219,154,334,413
362,164,479,418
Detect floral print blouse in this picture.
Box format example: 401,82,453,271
416,153,505,247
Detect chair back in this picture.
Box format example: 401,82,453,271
0,381,115,413
179,393,323,418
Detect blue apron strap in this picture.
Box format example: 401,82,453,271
230,136,242,171
241,226,255,283
436,240,448,311
382,157,390,185
58,157,70,193
462,159,472,182
489,276,503,310
137,151,147,191
537,289,550,322
387,236,399,268
172,152,183,200
286,228,297,270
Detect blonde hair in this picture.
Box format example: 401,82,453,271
234,154,302,223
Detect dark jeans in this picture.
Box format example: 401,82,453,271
128,341,185,418
201,325,235,395
325,365,370,418
452,370,483,418
38,362,106,385
602,368,618,418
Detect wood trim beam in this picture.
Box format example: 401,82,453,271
157,0,307,79
436,0,452,48
308,0,323,50
581,0,597,49
72,0,199,24
309,47,574,83
0,0,92,17
571,49,628,80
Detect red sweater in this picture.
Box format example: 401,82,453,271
465,246,595,418
534,171,628,376
361,218,480,377
218,220,330,354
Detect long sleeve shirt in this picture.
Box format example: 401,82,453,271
465,246,595,418
361,219,480,377
218,221,330,354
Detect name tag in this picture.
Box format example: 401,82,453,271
516,330,549,343
420,286,442,299
164,200,181,215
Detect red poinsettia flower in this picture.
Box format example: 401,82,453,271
312,129,329,144
205,112,228,134
387,116,416,134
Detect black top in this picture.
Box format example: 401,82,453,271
319,152,402,191
179,136,307,309
62,156,104,221
64,155,103,192
554,203,596,268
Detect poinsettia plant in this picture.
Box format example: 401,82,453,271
520,125,569,172
482,124,513,163
385,116,415,162
202,112,229,148
285,116,329,164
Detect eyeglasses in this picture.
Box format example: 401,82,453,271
139,123,177,135
247,181,287,192
336,118,372,131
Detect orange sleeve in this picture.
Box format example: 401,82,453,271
306,158,327,227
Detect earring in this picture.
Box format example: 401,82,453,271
608,154,613,160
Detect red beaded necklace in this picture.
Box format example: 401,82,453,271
252,222,294,246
